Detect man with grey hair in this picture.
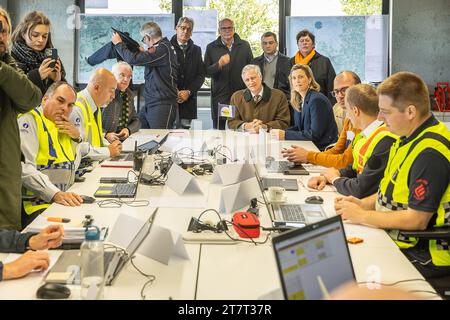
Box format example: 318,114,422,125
102,61,140,142
204,18,253,129
227,64,290,132
112,21,179,129
170,17,205,129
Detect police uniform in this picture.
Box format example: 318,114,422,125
377,115,450,275
19,106,90,223
333,120,397,198
69,88,111,160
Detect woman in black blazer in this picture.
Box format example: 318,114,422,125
271,64,338,151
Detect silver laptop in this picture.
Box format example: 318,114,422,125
265,156,309,175
253,162,326,227
249,152,299,191
272,215,356,300
46,208,158,286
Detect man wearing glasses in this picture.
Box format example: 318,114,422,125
170,17,205,129
204,18,253,129
102,61,140,142
282,71,361,169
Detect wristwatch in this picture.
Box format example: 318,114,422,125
72,136,82,143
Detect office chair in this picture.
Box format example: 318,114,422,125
400,227,450,299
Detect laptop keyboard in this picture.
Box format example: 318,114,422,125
264,179,284,188
280,205,306,223
113,183,137,197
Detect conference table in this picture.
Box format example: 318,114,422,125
0,129,439,300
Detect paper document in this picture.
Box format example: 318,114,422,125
298,176,337,192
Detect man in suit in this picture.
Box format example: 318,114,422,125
204,18,253,129
251,32,290,101
102,61,140,143
170,17,205,129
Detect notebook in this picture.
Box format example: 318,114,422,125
253,162,326,227
272,215,356,300
46,208,158,286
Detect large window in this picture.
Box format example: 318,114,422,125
288,0,387,83
85,0,171,14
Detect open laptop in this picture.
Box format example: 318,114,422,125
272,215,355,300
94,155,145,198
250,152,298,191
111,133,169,161
46,208,158,286
254,162,326,227
265,156,309,175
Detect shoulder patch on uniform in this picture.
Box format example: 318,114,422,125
412,179,429,201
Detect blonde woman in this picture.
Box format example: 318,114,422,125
11,11,65,95
271,64,338,151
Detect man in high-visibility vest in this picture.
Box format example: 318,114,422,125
70,68,122,160
19,82,90,226
335,72,450,278
307,84,396,198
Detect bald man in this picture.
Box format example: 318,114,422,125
70,68,122,160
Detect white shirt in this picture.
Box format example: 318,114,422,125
361,119,384,138
264,51,278,63
19,106,90,202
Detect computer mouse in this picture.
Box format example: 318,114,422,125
305,195,324,204
81,195,96,204
36,283,71,299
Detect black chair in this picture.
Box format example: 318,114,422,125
400,227,450,299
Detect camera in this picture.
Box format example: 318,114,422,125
45,48,58,69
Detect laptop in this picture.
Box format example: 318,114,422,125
254,162,326,227
94,155,145,198
138,133,169,154
250,153,299,191
110,133,169,161
272,215,356,300
46,208,158,286
265,156,309,175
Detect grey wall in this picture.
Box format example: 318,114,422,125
391,0,450,87
7,0,76,84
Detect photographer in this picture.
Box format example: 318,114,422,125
11,11,65,95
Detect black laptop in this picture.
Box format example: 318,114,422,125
272,215,356,300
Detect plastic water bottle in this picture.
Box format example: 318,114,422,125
80,226,104,300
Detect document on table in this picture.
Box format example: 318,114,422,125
298,176,337,192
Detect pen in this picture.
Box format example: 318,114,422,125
47,217,71,223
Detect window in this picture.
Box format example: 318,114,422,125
85,0,171,14
288,0,387,83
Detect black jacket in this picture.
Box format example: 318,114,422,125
290,51,336,103
114,37,178,106
170,35,206,119
204,34,253,109
102,88,140,134
251,52,291,99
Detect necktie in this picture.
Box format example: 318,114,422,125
118,91,130,130
254,95,261,103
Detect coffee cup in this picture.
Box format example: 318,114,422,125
268,186,286,202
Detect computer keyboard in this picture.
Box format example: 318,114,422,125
263,179,284,188
113,183,137,197
280,205,306,223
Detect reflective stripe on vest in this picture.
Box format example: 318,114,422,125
378,121,450,266
75,93,104,147
351,125,393,174
23,109,76,215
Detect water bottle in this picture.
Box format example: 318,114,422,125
80,226,104,300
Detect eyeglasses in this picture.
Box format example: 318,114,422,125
178,26,192,33
331,86,350,97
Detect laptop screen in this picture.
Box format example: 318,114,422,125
272,215,355,300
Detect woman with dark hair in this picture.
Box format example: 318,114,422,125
271,64,338,151
11,11,65,94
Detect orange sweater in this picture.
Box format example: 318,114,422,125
306,118,361,169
